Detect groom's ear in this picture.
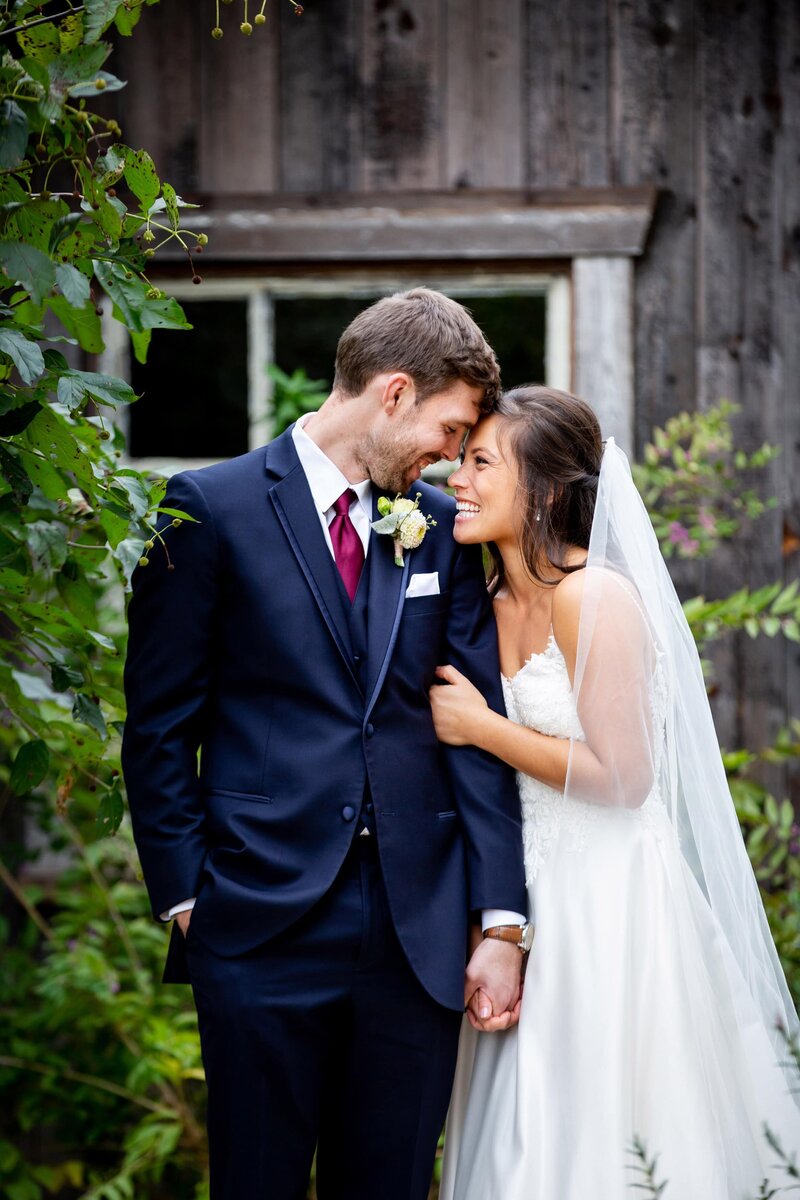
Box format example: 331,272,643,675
379,372,415,415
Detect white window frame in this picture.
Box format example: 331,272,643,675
103,270,571,477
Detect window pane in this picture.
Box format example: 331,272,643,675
129,300,249,458
273,292,546,392
457,294,547,390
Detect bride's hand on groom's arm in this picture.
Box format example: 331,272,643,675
464,937,523,1033
430,665,491,746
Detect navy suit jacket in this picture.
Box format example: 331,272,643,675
122,426,526,1010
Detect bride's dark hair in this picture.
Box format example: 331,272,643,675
488,385,603,592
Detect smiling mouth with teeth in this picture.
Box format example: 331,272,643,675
455,500,481,521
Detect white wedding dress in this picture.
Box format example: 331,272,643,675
440,630,800,1200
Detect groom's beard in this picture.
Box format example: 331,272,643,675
355,426,437,495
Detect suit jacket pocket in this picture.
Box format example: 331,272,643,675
203,787,274,805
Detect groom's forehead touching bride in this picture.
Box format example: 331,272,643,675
317,288,500,495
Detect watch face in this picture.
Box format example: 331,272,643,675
521,923,535,953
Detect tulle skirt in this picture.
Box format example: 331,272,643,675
440,806,800,1200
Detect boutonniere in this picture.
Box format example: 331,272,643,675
372,493,437,567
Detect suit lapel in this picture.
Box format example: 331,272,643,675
265,429,357,683
364,487,411,720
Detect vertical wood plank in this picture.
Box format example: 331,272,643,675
696,0,787,769
443,0,524,189
573,256,634,455
524,0,611,188
278,0,362,192
361,0,444,190
610,0,698,452
113,0,201,192
776,0,800,805
197,4,279,193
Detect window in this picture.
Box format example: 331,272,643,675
108,272,571,474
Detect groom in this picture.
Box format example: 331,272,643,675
122,288,527,1200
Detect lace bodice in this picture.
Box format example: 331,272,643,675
502,632,668,882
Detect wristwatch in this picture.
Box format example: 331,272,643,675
483,923,534,954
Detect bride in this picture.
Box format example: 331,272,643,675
431,386,800,1199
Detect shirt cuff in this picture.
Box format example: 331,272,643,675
481,908,527,932
160,898,196,921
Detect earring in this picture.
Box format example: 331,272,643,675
535,512,542,522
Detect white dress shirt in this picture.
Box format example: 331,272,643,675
164,414,524,931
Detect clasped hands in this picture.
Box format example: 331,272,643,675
464,925,523,1033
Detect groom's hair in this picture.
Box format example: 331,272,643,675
333,287,500,410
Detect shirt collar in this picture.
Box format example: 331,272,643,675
292,415,372,518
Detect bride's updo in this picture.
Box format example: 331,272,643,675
490,385,603,590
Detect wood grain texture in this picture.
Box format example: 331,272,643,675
164,192,655,261
196,5,279,193
696,0,787,765
361,0,444,190
776,0,800,803
443,0,525,189
277,0,362,192
610,0,698,449
573,256,634,454
525,0,611,187
113,0,200,192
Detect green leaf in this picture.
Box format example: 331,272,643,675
46,295,104,354
57,369,136,410
72,692,108,739
10,740,50,795
27,520,68,570
371,513,402,535
129,326,151,363
161,182,180,231
772,581,799,615
59,11,86,51
55,263,91,307
96,784,124,835
91,195,123,240
114,535,146,586
8,198,70,253
0,101,28,170
123,148,160,211
84,0,126,43
0,444,33,505
0,400,41,437
68,69,126,96
47,43,109,90
0,240,56,306
16,20,62,64
115,4,143,34
0,328,45,384
50,662,85,692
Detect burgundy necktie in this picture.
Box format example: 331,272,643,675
330,488,364,602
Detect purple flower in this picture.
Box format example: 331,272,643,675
668,521,690,545
108,978,120,995
67,939,78,952
698,510,716,533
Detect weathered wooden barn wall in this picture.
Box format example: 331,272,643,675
113,0,800,786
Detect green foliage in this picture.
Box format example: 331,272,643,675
726,726,800,1000
0,818,208,1200
267,363,328,436
683,581,800,653
0,0,206,852
632,400,779,560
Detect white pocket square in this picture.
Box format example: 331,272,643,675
405,571,440,599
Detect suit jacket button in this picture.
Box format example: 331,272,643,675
341,806,356,822
365,723,375,738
